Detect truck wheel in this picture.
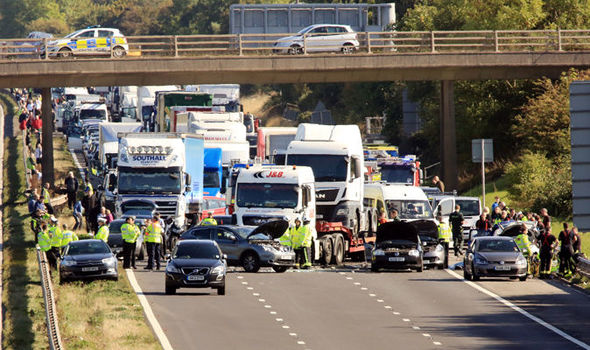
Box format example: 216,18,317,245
320,238,333,265
332,234,344,266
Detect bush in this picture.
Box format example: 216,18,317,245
504,152,572,218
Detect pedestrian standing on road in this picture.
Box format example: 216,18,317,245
121,216,140,269
449,205,465,256
64,171,79,209
558,223,573,276
437,215,451,268
95,218,109,242
539,223,557,279
73,200,83,231
279,226,293,248
145,213,163,270
290,217,312,269
432,176,445,193
42,182,54,215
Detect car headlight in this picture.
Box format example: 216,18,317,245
373,249,385,256
475,256,489,265
61,259,77,267
435,244,444,252
516,256,527,266
261,245,276,252
102,257,116,265
211,265,225,275
166,264,179,273
408,249,420,257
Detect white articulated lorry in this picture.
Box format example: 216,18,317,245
115,133,204,228
286,123,372,265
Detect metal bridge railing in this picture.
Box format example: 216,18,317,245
2,29,590,61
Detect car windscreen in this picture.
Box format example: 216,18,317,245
477,239,519,252
237,183,298,209
385,200,433,219
173,244,220,259
67,241,111,255
287,154,347,182
233,226,255,239
204,170,220,188
380,166,414,184
118,167,182,194
455,199,480,216
80,109,106,120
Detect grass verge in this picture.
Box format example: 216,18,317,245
1,92,49,350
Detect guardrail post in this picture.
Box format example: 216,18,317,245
366,32,371,53
430,31,436,53
238,34,242,56
557,28,563,51
43,38,49,60
174,35,178,57
494,30,499,52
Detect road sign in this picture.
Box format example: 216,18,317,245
472,139,493,163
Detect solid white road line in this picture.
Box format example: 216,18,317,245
126,269,174,350
446,269,590,350
69,148,86,184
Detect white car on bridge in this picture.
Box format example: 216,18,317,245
273,24,359,54
42,26,129,59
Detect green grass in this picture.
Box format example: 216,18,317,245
462,176,513,209
1,93,49,350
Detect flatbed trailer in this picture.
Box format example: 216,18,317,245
315,221,375,265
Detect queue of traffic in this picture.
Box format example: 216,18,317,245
35,85,542,292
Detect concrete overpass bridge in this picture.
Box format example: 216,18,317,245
2,29,590,188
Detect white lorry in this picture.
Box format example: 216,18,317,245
234,165,316,230
98,122,143,170
136,85,178,128
285,124,371,265
256,127,297,164
115,133,205,228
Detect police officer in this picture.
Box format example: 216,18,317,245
145,213,163,270
42,182,54,214
290,217,312,269
279,227,292,248
95,217,109,242
300,217,313,269
200,212,217,226
48,216,63,268
449,205,465,256
437,215,451,268
121,216,140,269
59,223,78,254
37,221,54,267
514,224,532,274
539,224,557,279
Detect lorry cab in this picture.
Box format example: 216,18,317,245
234,165,316,234
432,195,482,239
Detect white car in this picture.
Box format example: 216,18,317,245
43,26,129,58
273,24,359,54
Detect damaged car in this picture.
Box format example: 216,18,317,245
179,220,296,273
371,221,424,272
412,220,446,269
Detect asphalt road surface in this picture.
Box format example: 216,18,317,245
132,259,590,350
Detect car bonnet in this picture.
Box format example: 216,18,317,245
376,221,419,244
410,220,438,239
247,220,289,239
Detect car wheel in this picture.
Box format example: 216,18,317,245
341,43,354,54
241,252,260,273
332,234,344,266
272,266,288,273
371,264,379,272
519,275,527,282
472,264,480,281
320,237,333,265
59,276,68,285
165,285,176,295
416,262,424,272
289,44,302,55
463,269,472,281
112,46,126,58
217,286,226,295
58,48,72,58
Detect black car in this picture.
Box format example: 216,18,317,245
165,240,227,295
464,236,528,281
179,220,296,273
371,221,424,272
59,239,119,283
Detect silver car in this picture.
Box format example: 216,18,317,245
273,24,359,54
464,236,528,281
179,220,296,273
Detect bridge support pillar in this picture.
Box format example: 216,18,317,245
440,80,457,191
41,87,54,187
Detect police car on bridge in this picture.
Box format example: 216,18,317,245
43,26,129,58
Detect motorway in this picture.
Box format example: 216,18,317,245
65,137,590,350
132,259,590,350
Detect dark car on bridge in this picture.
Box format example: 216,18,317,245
165,240,226,295
463,236,528,281
59,239,118,283
371,221,424,272
179,220,295,273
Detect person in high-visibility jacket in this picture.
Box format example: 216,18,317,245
144,213,163,270
291,218,312,269
514,224,533,274
121,216,141,269
42,182,55,215
95,218,109,242
59,223,78,252
200,212,217,226
437,216,451,268
279,229,292,247
48,216,63,268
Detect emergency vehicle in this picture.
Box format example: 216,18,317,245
43,26,128,58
